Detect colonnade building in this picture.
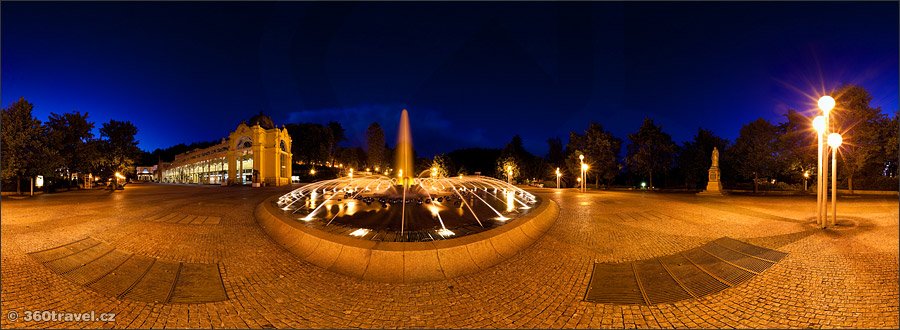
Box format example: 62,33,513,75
159,113,293,187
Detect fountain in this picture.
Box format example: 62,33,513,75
255,109,558,282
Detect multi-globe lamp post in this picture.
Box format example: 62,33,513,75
507,165,513,185
814,95,842,228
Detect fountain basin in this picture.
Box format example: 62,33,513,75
255,193,558,282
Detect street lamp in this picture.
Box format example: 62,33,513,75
579,154,585,192
507,165,512,184
818,96,835,116
803,171,809,191
828,133,842,227
581,163,589,192
349,168,353,179
555,167,561,189
813,115,826,227
432,167,437,178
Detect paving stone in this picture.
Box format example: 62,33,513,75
0,184,896,329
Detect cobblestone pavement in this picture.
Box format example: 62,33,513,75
1,183,897,329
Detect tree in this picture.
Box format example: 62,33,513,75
496,135,535,183
495,156,520,183
677,127,730,189
327,121,346,166
285,123,333,165
829,83,890,194
336,146,361,170
1,97,56,194
365,122,386,170
46,111,96,186
882,110,899,178
545,137,566,167
626,118,678,188
431,153,455,178
98,120,142,188
447,147,501,177
456,165,469,176
729,118,779,193
775,110,818,185
568,123,622,189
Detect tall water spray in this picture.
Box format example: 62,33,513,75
395,109,414,183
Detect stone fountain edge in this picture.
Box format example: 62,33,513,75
254,192,559,283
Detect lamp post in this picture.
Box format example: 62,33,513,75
507,165,512,185
582,163,589,192
579,154,585,192
828,133,842,227
803,171,809,192
816,95,835,228
813,115,826,227
556,167,561,189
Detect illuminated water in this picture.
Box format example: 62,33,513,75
274,110,539,242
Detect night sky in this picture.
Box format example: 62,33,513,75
3,1,897,158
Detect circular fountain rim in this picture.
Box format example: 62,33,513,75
260,191,550,251
255,190,559,282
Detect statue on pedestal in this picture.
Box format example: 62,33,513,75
712,147,719,167
699,147,724,196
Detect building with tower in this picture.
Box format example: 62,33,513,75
159,112,293,187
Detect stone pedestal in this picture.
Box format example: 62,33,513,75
698,166,724,196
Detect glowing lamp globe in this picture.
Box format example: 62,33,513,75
818,96,835,114
813,116,826,132
827,133,842,148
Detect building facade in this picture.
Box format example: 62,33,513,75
159,114,293,186
135,165,158,182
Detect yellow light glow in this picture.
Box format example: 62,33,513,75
579,154,584,160
556,167,560,176
577,177,582,182
581,164,588,170
813,116,826,132
818,95,835,114
437,228,455,237
827,133,843,148
459,175,463,179
310,169,316,175
350,228,369,237
803,171,809,178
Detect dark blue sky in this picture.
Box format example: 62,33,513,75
3,1,897,158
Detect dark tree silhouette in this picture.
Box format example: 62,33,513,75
626,118,677,188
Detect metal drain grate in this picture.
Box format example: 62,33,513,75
29,238,228,304
634,259,692,305
584,237,786,305
585,262,645,304
714,237,788,262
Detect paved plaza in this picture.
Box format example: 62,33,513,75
1,183,897,329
